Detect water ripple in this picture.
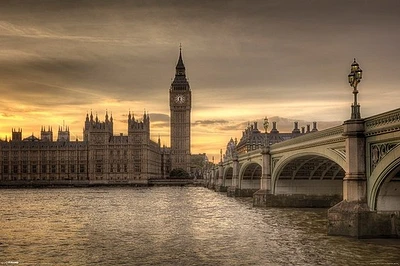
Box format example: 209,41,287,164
0,187,399,265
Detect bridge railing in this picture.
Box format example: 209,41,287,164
364,108,400,137
270,125,345,153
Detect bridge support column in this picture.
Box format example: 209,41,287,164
328,119,372,237
227,155,240,197
205,169,213,189
253,147,272,206
215,162,227,192
208,167,216,189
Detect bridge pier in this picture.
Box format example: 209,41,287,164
227,155,240,197
227,187,257,197
254,147,272,206
328,119,370,237
327,119,399,238
207,166,216,190
328,201,400,238
215,162,227,192
255,193,342,207
205,170,213,189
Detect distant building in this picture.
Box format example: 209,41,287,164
224,119,318,161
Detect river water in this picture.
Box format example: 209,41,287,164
0,187,399,266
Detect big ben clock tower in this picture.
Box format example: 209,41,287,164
170,47,191,173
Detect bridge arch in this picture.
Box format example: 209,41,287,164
369,144,400,211
223,166,233,187
272,151,345,196
239,161,262,190
215,168,220,180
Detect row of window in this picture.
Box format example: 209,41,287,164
2,164,86,174
2,176,87,181
96,164,129,173
2,164,141,174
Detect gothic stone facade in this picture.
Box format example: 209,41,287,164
169,48,191,173
0,112,167,185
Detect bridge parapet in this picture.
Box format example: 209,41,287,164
270,125,344,153
236,149,262,162
365,108,400,137
233,125,345,162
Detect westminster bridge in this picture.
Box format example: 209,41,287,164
204,108,400,238
204,58,399,238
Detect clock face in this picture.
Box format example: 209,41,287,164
174,94,185,104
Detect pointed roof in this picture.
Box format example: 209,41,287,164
23,134,40,142
176,46,185,71
171,45,190,90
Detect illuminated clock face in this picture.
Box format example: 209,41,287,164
174,94,185,104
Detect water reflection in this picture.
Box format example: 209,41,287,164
0,187,399,265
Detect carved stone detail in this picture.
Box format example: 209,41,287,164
371,142,399,172
272,157,281,170
330,148,346,161
365,109,400,137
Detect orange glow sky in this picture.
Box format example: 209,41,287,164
0,0,399,160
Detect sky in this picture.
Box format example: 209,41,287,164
0,0,399,160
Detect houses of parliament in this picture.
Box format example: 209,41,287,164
0,49,193,185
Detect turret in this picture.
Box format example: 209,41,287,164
57,125,70,142
83,110,113,141
41,126,53,141
12,128,22,141
128,111,150,133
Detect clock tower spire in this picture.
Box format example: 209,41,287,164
170,46,191,174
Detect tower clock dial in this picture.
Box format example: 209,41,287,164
174,94,185,104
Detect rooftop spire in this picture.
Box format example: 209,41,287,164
175,44,185,75
171,44,190,91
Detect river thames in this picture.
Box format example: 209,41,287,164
0,187,399,265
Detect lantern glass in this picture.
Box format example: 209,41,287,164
356,69,362,80
348,73,355,84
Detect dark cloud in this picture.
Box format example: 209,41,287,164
149,113,169,122
0,0,399,158
0,112,15,118
110,113,169,128
222,122,250,132
1,0,399,107
193,120,229,126
149,113,170,129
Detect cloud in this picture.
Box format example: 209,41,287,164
149,113,169,122
193,120,229,126
0,0,399,161
148,113,170,129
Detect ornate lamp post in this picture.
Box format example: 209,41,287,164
348,58,363,119
263,116,269,133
